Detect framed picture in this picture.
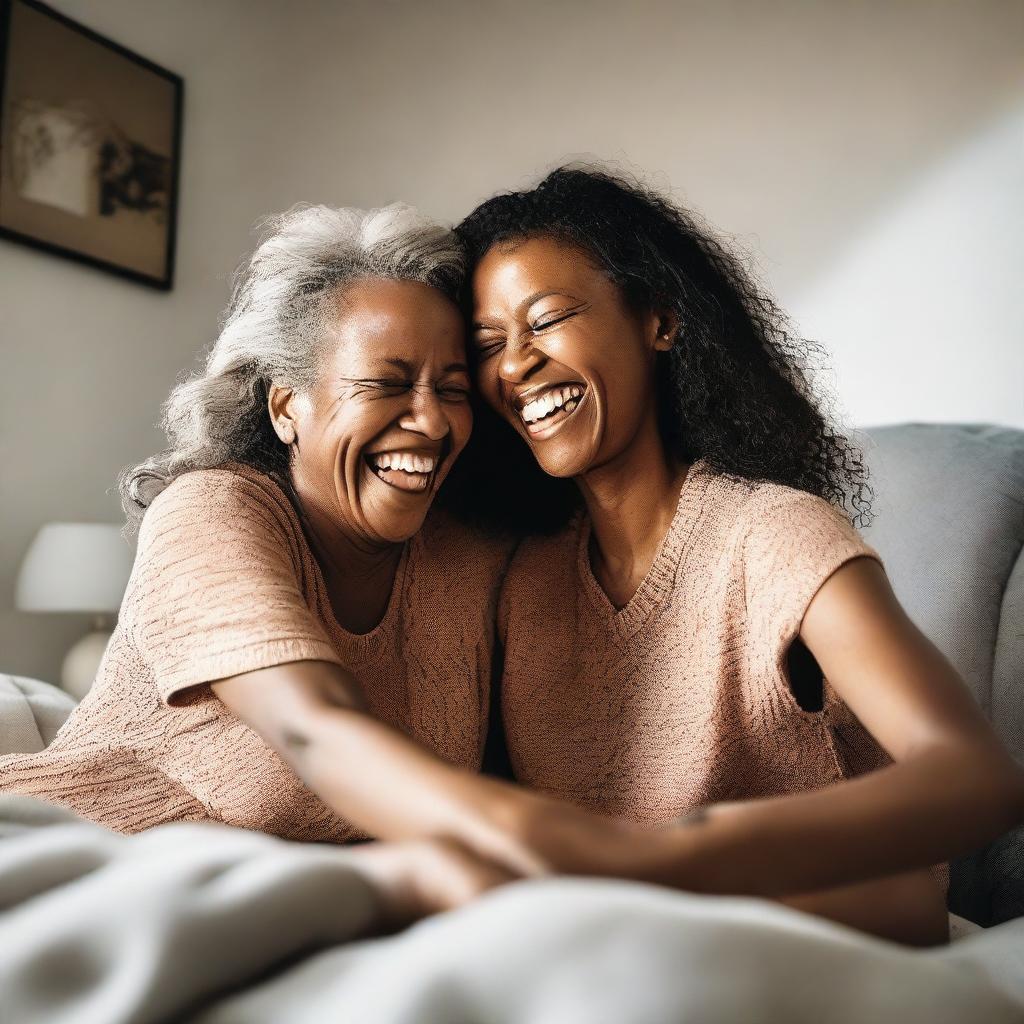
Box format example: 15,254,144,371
0,0,183,289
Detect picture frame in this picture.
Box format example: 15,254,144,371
0,0,183,290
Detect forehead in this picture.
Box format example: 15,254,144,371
471,236,608,309
323,277,464,368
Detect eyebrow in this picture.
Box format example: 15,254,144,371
520,289,565,310
380,358,469,374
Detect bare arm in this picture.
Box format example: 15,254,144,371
208,558,1024,917
639,558,1024,898
209,660,611,875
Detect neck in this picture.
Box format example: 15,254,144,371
309,520,403,587
286,473,403,588
576,419,690,603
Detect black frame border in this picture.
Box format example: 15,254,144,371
0,0,184,290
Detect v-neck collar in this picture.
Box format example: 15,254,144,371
575,457,714,641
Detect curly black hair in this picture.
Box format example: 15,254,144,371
438,165,872,535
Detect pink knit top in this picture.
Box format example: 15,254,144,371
0,463,512,842
497,457,949,892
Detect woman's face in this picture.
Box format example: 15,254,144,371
274,277,471,545
470,235,670,479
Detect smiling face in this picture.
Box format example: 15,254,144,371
272,277,471,546
470,235,673,480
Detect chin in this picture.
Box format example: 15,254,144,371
376,514,429,544
532,447,591,480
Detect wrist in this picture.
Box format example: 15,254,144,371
503,795,655,877
652,801,762,894
445,776,556,877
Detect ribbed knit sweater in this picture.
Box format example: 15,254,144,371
497,457,950,893
0,457,950,893
0,463,512,842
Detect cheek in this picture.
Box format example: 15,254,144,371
589,329,649,397
309,407,382,477
343,401,394,442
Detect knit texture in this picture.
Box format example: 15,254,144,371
498,457,950,894
0,463,513,842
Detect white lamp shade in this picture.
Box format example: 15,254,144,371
16,523,136,614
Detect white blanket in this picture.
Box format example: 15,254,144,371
1,794,1023,1024
2,677,1022,1022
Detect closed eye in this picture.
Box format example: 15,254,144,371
530,311,577,332
349,378,410,398
375,378,411,393
438,382,471,402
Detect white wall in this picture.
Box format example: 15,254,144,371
2,0,1021,682
793,101,1024,428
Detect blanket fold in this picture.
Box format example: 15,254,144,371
1,796,1022,1024
0,795,385,1024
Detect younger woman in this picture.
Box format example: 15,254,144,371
451,167,1024,945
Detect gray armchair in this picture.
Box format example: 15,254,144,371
862,422,1024,925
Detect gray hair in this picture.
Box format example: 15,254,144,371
118,202,464,534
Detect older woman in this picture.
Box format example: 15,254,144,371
0,203,591,919
447,167,1024,945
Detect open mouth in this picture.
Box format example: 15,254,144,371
364,450,439,493
516,382,587,438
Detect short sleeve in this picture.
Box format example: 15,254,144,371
126,469,343,706
741,490,885,652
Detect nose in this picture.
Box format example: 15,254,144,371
498,335,545,385
398,384,449,441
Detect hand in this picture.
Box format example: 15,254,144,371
507,797,695,886
349,835,530,932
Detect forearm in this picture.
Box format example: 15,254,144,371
653,745,1024,898
215,659,635,876
279,702,553,873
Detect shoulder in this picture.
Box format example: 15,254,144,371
733,479,881,617
503,514,581,588
123,466,321,654
511,511,579,558
415,505,521,589
689,467,871,583
141,462,298,543
737,480,862,550
692,465,836,532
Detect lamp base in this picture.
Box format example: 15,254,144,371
61,629,112,701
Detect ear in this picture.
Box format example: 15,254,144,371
267,383,298,445
651,308,680,353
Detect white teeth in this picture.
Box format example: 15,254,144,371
370,452,436,474
520,385,585,424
